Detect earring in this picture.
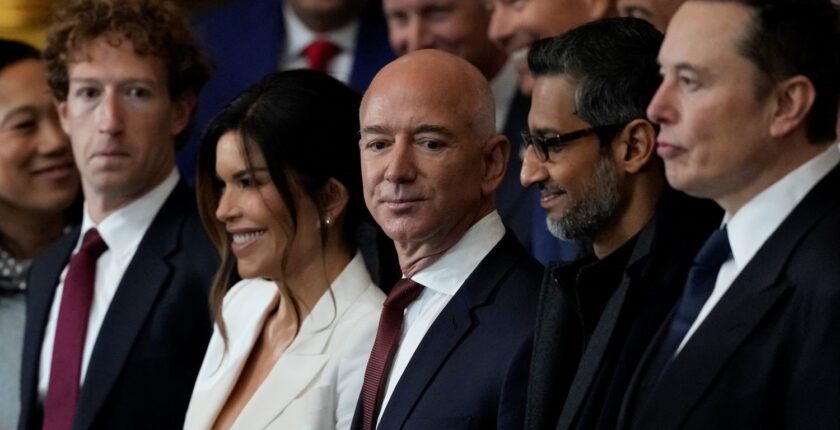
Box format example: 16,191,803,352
323,215,332,227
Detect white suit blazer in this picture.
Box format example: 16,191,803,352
184,253,384,430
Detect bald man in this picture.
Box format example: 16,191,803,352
352,50,542,430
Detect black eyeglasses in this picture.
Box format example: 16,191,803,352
521,123,627,162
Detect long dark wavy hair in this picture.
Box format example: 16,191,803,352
196,70,396,341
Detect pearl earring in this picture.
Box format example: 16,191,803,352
323,216,332,227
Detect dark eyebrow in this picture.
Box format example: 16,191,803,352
361,125,390,135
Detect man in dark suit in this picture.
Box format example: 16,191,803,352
352,49,543,429
18,1,218,429
181,0,396,182
619,1,840,428
518,19,720,430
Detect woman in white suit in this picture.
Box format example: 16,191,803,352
185,70,389,430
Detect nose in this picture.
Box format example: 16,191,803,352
647,79,676,127
98,89,124,135
398,17,432,53
488,4,513,50
38,114,72,157
384,140,417,184
520,145,549,188
215,187,239,223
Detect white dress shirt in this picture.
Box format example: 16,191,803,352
38,169,180,398
677,145,840,354
280,1,358,85
377,211,505,423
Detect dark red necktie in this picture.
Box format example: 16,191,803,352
43,229,108,430
302,39,341,73
360,278,424,430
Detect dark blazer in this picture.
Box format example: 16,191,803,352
18,181,218,430
351,232,543,430
178,0,395,183
524,190,721,430
618,163,840,430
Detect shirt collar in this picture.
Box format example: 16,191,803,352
725,145,840,270
283,2,359,58
410,211,506,297
79,169,180,261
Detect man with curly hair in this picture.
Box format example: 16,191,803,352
17,1,219,429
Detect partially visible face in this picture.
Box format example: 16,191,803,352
487,0,597,93
290,0,367,30
647,2,776,205
360,61,491,249
617,0,683,32
57,34,190,206
384,0,503,77
521,75,621,241
0,60,79,217
214,131,321,280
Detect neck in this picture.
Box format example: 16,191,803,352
395,203,493,277
0,208,66,259
83,168,172,223
718,140,833,215
592,172,663,259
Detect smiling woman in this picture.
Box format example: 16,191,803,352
186,70,391,430
0,38,80,429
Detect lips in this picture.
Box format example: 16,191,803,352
538,185,566,208
228,228,267,253
656,140,686,159
31,161,76,181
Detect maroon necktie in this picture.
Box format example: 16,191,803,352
302,39,341,72
42,229,108,430
359,278,424,430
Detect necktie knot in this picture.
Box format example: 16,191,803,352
79,228,108,258
384,278,423,310
302,39,341,73
693,227,730,269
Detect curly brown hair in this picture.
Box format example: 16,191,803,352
43,0,213,103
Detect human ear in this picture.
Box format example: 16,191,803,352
318,178,350,224
481,134,509,196
613,118,658,174
56,99,71,135
769,75,816,138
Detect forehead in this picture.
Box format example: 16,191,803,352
529,75,585,127
66,36,167,84
0,60,50,108
362,73,472,134
660,2,753,69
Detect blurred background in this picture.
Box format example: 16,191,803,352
0,0,229,47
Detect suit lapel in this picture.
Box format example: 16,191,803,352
378,234,523,428
631,164,840,429
19,229,78,428
72,183,189,430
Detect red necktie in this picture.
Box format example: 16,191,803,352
359,278,424,430
302,39,341,73
42,229,108,430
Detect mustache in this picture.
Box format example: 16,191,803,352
538,182,565,195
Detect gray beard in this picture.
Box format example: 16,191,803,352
546,155,621,242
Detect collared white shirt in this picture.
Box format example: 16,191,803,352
677,145,840,354
491,58,519,134
377,211,505,423
38,169,180,398
280,1,358,85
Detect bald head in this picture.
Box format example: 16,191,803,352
363,49,496,140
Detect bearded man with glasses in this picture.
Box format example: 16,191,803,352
516,18,720,430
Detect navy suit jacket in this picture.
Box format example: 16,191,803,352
180,0,395,182
351,232,543,430
618,163,840,430
18,180,218,430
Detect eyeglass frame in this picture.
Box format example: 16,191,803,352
521,122,629,162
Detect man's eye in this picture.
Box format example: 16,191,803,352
366,140,390,151
127,87,152,99
678,75,700,91
76,87,101,99
419,139,444,150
